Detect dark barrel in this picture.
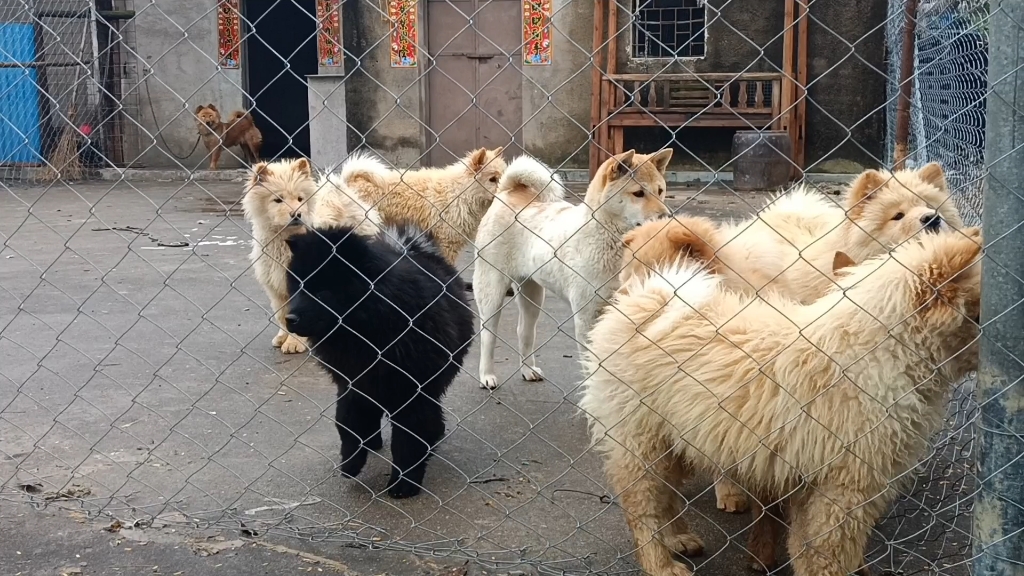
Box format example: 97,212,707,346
731,130,793,191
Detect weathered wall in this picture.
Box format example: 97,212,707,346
130,0,245,169
521,0,594,168
341,1,425,168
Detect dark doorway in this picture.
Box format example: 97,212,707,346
244,0,316,159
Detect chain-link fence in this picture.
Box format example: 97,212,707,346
1,0,1022,575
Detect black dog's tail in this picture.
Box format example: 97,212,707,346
380,224,445,262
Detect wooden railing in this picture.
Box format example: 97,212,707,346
593,72,792,169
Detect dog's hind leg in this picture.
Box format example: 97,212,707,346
747,498,785,572
386,395,444,499
336,391,384,479
786,484,882,576
515,279,545,382
474,261,512,390
606,443,698,576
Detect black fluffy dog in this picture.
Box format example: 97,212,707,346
284,224,474,498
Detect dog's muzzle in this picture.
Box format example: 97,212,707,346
921,212,943,233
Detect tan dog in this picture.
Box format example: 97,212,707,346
618,163,965,517
581,228,981,576
473,150,671,390
336,147,506,264
242,158,382,354
195,104,263,170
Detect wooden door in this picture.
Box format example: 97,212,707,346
426,0,522,166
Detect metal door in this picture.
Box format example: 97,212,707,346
426,0,522,166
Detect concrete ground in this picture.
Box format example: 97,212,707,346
0,179,973,576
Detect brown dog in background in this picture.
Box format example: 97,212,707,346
195,104,262,170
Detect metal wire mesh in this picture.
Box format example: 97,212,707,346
0,0,1019,575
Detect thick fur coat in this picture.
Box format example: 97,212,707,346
472,150,672,389
338,148,506,264
284,224,474,499
242,158,382,354
581,229,982,576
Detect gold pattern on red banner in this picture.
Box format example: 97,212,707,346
217,0,241,69
523,0,551,66
317,0,342,67
388,0,418,68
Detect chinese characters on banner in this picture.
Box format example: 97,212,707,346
389,0,418,68
317,0,343,67
523,0,552,66
217,0,241,69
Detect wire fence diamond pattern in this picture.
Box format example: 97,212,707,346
1,1,1023,576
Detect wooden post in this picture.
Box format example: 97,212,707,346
794,0,808,176
588,0,607,177
893,0,920,170
780,0,795,135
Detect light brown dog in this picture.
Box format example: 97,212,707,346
242,158,382,354
338,148,506,264
582,228,982,576
196,104,263,170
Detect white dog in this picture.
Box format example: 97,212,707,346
472,150,672,390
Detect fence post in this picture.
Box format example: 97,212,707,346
973,0,1024,573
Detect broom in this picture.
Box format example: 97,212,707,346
40,21,90,183
40,104,84,182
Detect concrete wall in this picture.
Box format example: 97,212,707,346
130,0,245,169
341,1,424,168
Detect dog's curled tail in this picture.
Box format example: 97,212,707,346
497,155,566,208
338,150,392,196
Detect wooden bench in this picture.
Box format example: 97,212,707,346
593,72,792,172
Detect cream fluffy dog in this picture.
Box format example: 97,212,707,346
621,163,964,514
473,150,672,390
623,163,963,304
581,229,982,576
242,158,382,354
337,147,506,265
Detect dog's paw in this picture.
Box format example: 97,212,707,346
521,365,544,382
338,452,368,478
664,532,704,557
386,477,422,499
480,374,500,390
272,329,288,348
280,334,308,354
715,485,749,513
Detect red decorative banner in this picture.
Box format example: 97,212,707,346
217,0,241,69
523,0,551,66
317,0,342,67
388,0,418,68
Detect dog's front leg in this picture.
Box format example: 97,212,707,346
786,484,883,576
209,144,222,170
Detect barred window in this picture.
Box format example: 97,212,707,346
632,0,707,59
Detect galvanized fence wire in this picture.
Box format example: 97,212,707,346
0,0,1019,574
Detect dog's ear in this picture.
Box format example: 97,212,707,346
207,104,218,112
489,146,505,158
666,224,716,263
845,169,887,212
468,148,489,172
251,161,270,184
608,150,636,181
622,228,641,248
194,104,205,114
293,158,312,177
917,162,948,192
648,149,673,175
832,251,856,275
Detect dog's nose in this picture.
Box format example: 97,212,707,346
920,212,942,232
285,313,300,326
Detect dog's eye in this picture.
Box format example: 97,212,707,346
274,198,283,204
632,190,645,198
489,176,498,183
892,212,905,221
297,197,304,202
